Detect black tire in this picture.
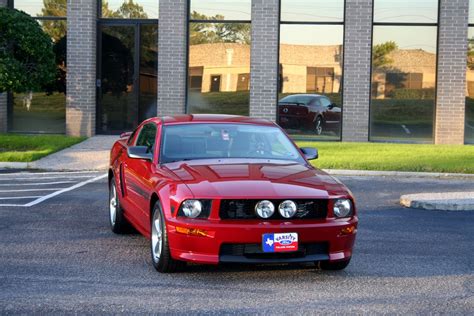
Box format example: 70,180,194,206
109,176,130,234
318,258,351,271
315,116,323,135
150,201,186,273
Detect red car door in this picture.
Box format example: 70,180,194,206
122,122,159,232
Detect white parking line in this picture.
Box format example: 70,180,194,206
0,173,107,207
0,181,77,186
0,196,42,200
0,171,102,176
0,175,98,181
0,188,65,193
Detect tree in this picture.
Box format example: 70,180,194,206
39,0,67,42
189,11,251,45
102,0,148,19
468,37,474,70
372,41,398,69
0,8,56,93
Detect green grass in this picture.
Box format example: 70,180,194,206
0,134,86,162
295,141,474,174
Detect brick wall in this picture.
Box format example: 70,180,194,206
0,0,8,132
66,0,97,137
157,0,187,116
435,0,469,144
342,0,373,142
249,0,279,121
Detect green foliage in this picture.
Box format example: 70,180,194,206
188,92,250,115
0,8,56,93
295,141,474,174
0,134,85,162
102,0,148,18
371,99,434,125
387,88,435,100
39,0,67,42
190,11,251,45
372,41,398,69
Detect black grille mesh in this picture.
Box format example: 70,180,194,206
220,242,328,259
219,199,327,220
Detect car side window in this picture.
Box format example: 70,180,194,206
320,97,332,107
135,123,157,153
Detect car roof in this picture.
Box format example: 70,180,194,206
141,114,275,127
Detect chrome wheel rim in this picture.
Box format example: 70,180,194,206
151,211,162,262
109,183,117,226
315,118,322,135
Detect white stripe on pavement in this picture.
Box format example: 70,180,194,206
24,174,107,207
0,196,42,200
0,188,65,193
0,171,103,176
0,175,99,181
0,181,77,186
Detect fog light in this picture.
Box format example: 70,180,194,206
278,200,297,218
255,200,275,219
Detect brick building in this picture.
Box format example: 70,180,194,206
1,0,473,144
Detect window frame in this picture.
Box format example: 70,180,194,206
277,0,346,141
368,0,441,143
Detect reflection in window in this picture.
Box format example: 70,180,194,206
278,25,343,141
101,0,158,19
190,0,251,21
374,0,438,23
187,21,251,116
280,0,344,23
466,28,474,144
10,2,67,133
14,0,67,17
370,26,437,142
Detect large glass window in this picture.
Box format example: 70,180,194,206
98,1,158,134
467,20,474,143
187,0,251,116
278,1,344,141
101,0,158,19
9,1,67,133
370,0,438,143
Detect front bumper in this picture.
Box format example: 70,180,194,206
166,217,358,264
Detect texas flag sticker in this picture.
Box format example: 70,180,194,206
262,233,298,253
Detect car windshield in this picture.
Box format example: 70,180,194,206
160,123,304,164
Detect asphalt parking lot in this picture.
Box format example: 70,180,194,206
0,173,473,314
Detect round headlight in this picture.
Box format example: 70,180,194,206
333,199,353,218
181,200,202,218
255,200,275,219
278,200,297,218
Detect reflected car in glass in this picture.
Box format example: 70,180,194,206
278,94,341,135
108,114,357,273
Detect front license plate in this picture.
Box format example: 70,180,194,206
262,233,298,253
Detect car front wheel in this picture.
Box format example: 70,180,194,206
318,258,351,271
150,201,185,273
315,116,323,135
109,176,130,234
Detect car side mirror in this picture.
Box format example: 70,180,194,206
328,103,336,109
127,146,153,161
300,147,318,160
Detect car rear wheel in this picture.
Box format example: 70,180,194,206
150,201,185,273
314,116,323,135
318,258,351,271
109,176,130,234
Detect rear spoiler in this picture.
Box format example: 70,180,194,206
120,131,132,139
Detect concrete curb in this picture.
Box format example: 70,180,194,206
323,169,474,179
0,162,29,169
400,192,474,211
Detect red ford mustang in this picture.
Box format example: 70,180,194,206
108,114,358,273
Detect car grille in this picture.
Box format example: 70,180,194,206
220,242,328,260
219,199,328,220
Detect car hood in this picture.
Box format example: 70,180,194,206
164,159,350,199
